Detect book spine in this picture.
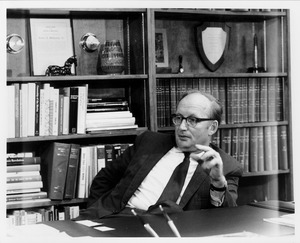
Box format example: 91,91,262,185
267,78,276,121
249,127,258,172
271,126,279,170
77,85,88,134
64,144,80,199
278,125,289,170
259,78,268,122
257,127,265,172
69,87,78,134
34,83,41,136
63,87,70,135
7,164,41,173
264,126,272,171
220,129,232,155
27,83,36,137
14,83,20,138
7,156,41,166
41,142,71,200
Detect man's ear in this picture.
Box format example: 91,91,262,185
208,120,218,135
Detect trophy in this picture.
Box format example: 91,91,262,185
247,34,265,73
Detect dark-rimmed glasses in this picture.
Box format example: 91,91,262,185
171,114,215,127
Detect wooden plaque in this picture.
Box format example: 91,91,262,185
195,22,230,72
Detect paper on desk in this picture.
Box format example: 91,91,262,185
75,220,103,227
263,213,295,228
94,226,115,232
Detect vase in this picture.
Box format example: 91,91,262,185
99,40,125,75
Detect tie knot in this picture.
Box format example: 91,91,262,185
183,152,190,158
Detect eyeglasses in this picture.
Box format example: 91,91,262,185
171,114,215,127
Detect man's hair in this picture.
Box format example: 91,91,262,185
178,89,223,125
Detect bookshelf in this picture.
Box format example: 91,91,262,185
146,8,293,205
6,8,293,224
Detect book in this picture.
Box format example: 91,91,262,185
64,144,80,199
7,85,15,138
69,86,79,134
271,126,279,170
96,144,106,171
86,110,133,119
257,127,265,172
231,128,239,161
259,78,268,122
6,181,43,191
49,87,59,136
6,188,41,195
7,173,41,183
77,85,88,134
14,83,21,138
20,83,28,137
86,117,136,128
6,192,47,202
40,83,51,136
86,124,138,133
267,78,276,121
34,82,41,136
220,129,232,155
7,164,41,173
278,125,288,170
249,127,258,172
27,82,36,137
264,126,273,171
7,156,41,166
62,87,70,135
77,146,88,198
40,142,71,200
58,88,64,135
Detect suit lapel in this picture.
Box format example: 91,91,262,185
179,164,209,208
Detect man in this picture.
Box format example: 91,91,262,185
78,90,243,219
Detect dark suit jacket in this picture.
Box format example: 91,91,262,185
78,131,243,219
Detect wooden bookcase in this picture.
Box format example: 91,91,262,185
6,8,293,218
146,9,293,205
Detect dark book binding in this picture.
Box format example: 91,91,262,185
41,142,71,200
64,144,80,199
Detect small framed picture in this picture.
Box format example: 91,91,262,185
155,28,169,67
29,18,75,76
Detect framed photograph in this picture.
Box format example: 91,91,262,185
155,28,169,67
29,18,75,76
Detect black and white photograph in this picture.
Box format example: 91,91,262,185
2,1,300,243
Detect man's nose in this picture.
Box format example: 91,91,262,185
179,118,188,130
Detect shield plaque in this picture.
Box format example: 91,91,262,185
195,23,230,72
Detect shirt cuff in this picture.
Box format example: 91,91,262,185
210,189,225,207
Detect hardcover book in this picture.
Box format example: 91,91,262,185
64,144,80,199
41,142,71,200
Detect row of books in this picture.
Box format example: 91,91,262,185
7,83,138,138
156,77,283,127
212,125,288,173
40,142,132,200
6,205,79,227
6,152,50,206
7,83,88,138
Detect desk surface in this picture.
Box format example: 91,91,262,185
39,205,294,237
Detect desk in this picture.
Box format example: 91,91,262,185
37,205,294,237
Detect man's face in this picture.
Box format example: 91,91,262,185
175,93,213,152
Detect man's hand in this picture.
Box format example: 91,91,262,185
190,144,227,188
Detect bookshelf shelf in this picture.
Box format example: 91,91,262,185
6,198,87,210
242,170,290,177
7,74,148,84
155,73,288,79
154,9,286,21
7,127,148,144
